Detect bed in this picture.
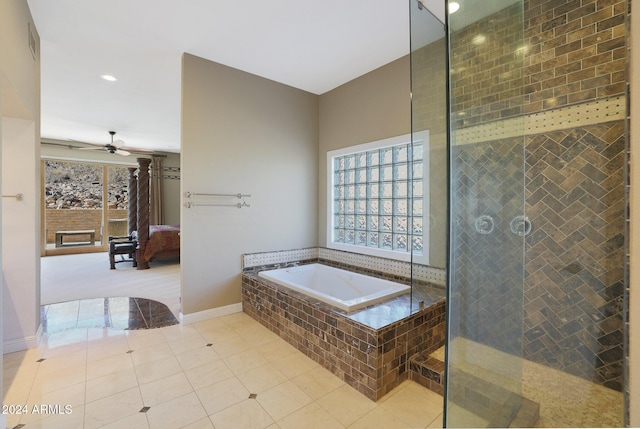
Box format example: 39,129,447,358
130,158,181,269
143,224,180,262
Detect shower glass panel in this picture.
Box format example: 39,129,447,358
445,0,527,427
408,0,448,408
410,0,447,272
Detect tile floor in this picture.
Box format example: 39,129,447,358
41,298,179,334
443,340,625,428
3,312,444,429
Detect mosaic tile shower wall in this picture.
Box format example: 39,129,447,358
448,0,627,391
523,0,626,113
449,137,525,357
450,3,525,127
524,0,627,392
451,124,625,390
524,123,625,390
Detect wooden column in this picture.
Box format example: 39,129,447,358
128,167,138,236
136,158,151,270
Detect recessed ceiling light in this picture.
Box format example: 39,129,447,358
449,2,460,14
100,74,118,82
471,35,486,46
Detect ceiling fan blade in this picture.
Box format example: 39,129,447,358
66,137,148,155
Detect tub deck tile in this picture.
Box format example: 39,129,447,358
242,266,446,401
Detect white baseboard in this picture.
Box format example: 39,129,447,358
179,303,243,325
3,324,43,354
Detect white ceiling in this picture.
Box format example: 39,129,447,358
27,0,446,153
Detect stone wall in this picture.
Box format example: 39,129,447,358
45,209,128,244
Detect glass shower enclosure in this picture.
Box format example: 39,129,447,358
409,0,627,426
445,0,527,426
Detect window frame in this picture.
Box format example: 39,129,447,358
326,132,430,264
41,158,135,256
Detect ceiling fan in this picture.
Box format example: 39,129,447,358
78,131,131,156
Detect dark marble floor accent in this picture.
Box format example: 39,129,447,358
41,297,179,333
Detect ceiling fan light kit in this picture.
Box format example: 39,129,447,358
78,131,131,156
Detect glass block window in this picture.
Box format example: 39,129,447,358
327,132,429,263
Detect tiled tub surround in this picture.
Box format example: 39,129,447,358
242,246,447,286
241,249,446,401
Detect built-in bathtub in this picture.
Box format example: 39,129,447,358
242,257,446,401
258,263,410,312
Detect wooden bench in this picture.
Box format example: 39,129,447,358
55,230,96,248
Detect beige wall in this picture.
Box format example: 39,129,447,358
318,54,447,268
0,0,40,120
181,53,318,316
2,119,40,349
0,86,3,429
318,56,410,246
1,0,41,363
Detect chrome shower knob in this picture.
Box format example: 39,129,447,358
474,215,495,234
510,215,532,236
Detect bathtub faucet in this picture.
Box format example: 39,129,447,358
279,261,299,268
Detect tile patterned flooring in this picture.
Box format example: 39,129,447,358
41,298,179,334
443,340,625,428
3,312,444,429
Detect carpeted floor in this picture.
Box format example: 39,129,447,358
40,252,181,319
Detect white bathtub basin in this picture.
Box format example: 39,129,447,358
258,263,410,312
